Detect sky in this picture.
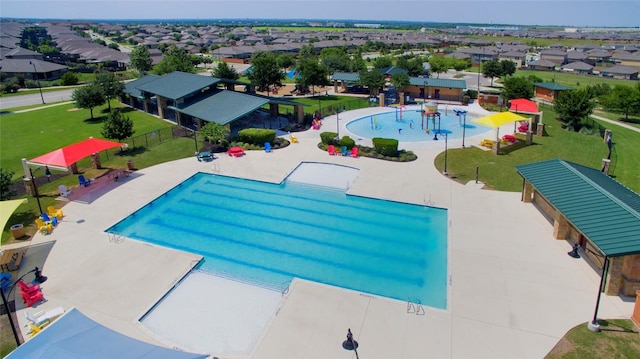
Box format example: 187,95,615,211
1,0,638,27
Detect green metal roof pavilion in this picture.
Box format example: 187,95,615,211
170,90,270,125
516,159,640,257
533,82,574,91
136,71,221,100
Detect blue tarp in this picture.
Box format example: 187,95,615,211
7,308,208,359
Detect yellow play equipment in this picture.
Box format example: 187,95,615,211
47,206,64,220
289,133,299,143
480,139,494,149
35,218,52,235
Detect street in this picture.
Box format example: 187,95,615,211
0,89,75,110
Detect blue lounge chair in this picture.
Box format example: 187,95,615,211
341,146,348,156
264,142,272,153
40,213,58,227
78,175,91,187
197,151,214,162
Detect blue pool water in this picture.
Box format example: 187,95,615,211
107,173,448,308
346,107,490,142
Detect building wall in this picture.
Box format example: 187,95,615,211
535,87,555,101
531,189,638,296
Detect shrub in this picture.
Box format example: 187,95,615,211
372,137,399,156
465,89,478,99
339,136,355,149
320,131,339,145
462,95,470,105
237,128,276,145
60,71,79,86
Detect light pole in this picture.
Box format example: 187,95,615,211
443,132,449,176
336,108,340,141
0,267,48,346
29,61,45,104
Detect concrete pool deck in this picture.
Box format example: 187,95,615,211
15,103,635,358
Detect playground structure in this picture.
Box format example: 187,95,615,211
422,102,442,134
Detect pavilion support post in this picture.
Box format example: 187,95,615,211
522,181,533,203
589,255,609,332
70,163,79,174
91,153,101,169
553,211,568,239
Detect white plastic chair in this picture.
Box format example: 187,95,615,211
58,185,72,198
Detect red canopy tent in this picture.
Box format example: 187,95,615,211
509,98,539,114
29,138,125,168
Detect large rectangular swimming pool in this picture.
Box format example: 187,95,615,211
107,173,448,308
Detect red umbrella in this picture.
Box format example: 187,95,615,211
509,99,539,113
29,138,125,167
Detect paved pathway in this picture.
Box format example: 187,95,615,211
11,105,634,359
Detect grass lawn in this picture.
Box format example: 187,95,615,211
515,69,637,89
283,95,372,116
0,101,195,244
434,108,640,193
545,319,640,359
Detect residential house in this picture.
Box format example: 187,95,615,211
527,59,557,71
600,65,639,80
540,49,567,65
560,61,594,75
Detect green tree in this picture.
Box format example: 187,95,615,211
247,51,284,96
297,57,330,95
373,56,393,69
212,61,239,80
501,76,534,101
499,60,516,77
129,44,153,75
200,122,230,144
358,68,385,97
93,72,124,111
320,47,350,73
349,52,367,73
101,109,134,142
276,53,295,73
406,57,427,77
60,71,79,86
1,168,16,200
299,44,315,60
554,89,596,131
154,45,195,75
453,59,471,73
482,60,502,87
599,85,640,121
428,56,449,78
390,73,410,94
72,84,105,120
107,43,120,51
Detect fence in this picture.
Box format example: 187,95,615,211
122,126,194,149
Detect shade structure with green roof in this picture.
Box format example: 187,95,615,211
516,158,640,257
135,71,221,100
171,90,270,126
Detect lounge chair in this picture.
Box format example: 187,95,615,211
47,206,64,220
16,280,40,294
78,175,91,187
341,146,348,156
35,218,52,234
25,307,65,326
197,151,214,162
264,142,272,153
20,287,45,307
328,144,335,155
290,133,299,143
58,185,72,198
0,273,11,293
27,321,49,338
351,147,359,158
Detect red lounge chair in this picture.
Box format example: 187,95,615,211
328,145,335,155
21,289,44,307
17,280,40,294
227,147,245,157
351,147,358,158
517,123,529,133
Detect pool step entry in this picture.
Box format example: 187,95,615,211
407,298,425,315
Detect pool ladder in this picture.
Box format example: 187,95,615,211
407,298,425,315
107,231,125,244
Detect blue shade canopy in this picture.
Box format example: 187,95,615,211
7,308,208,359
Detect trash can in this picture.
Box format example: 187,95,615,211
127,160,135,170
10,224,25,239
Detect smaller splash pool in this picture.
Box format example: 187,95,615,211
346,106,490,142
